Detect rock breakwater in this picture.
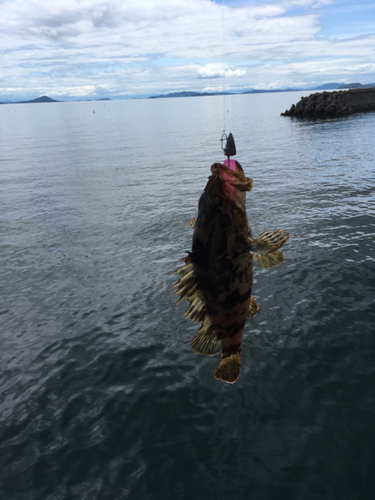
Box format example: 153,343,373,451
281,88,375,119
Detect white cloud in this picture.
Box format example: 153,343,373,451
226,69,246,77
198,64,224,79
198,64,246,79
0,0,374,100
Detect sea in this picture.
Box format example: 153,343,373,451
0,92,374,500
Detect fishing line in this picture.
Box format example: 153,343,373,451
220,0,236,161
220,0,229,155
222,0,226,135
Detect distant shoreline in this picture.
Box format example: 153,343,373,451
1,83,375,105
148,83,375,100
0,96,112,105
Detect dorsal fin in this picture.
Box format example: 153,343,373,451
172,253,198,304
173,253,223,357
184,295,207,323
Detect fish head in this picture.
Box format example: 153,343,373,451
210,161,253,206
199,161,253,222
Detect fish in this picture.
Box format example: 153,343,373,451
173,161,291,383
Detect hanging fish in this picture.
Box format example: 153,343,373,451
173,160,290,384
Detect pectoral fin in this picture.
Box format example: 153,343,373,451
255,250,285,269
247,296,259,318
187,217,196,229
249,230,291,256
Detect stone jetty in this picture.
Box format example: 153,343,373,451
281,87,375,119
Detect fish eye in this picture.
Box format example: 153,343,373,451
216,196,224,209
209,195,224,210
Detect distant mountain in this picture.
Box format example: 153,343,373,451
152,86,348,99
149,90,233,98
242,88,302,94
338,83,375,89
16,95,60,104
95,97,111,101
313,83,342,90
150,91,206,98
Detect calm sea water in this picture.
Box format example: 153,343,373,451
0,93,374,500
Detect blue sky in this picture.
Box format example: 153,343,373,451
1,0,374,101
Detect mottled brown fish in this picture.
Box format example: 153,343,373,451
173,161,290,383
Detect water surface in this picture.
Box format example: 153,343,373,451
1,93,375,499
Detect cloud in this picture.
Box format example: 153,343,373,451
226,69,246,77
0,0,374,100
198,64,246,79
198,64,225,79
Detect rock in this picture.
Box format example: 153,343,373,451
281,88,375,118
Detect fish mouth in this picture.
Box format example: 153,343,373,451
205,162,253,206
210,162,254,194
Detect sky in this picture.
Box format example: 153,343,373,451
1,0,375,101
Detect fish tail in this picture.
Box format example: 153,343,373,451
214,345,241,384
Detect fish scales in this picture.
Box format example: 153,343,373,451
173,161,290,383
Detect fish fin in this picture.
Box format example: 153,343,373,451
184,295,207,323
254,250,285,269
214,346,241,384
187,217,196,229
173,253,198,304
249,230,291,256
247,296,259,318
190,324,221,356
172,252,193,275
